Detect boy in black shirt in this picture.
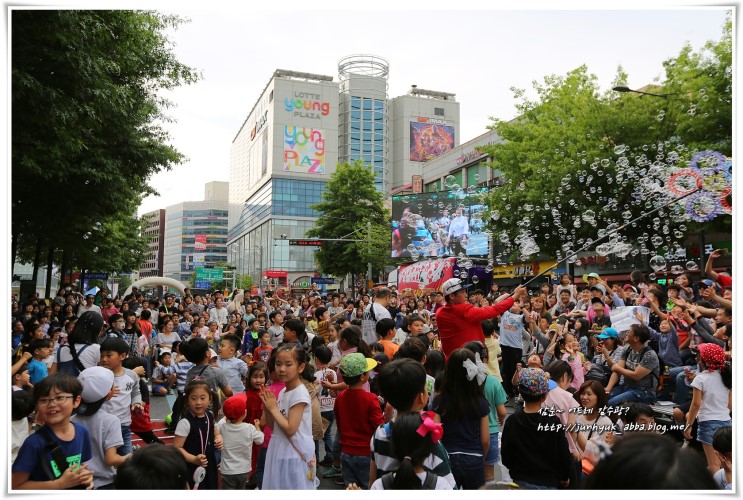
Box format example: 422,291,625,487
501,367,572,489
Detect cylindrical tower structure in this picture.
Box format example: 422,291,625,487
338,55,390,193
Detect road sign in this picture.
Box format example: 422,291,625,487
85,273,109,280
194,280,212,289
289,239,324,247
311,277,336,285
195,268,223,281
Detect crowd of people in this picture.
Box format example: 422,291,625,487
9,248,732,490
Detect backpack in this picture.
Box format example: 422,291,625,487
622,346,660,390
381,470,438,490
585,348,616,386
361,304,379,345
56,344,90,377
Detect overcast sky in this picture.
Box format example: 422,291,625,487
133,3,729,214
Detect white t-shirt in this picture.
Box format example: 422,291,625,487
216,419,264,475
56,343,101,370
691,370,731,422
314,368,336,413
72,411,123,488
370,471,452,490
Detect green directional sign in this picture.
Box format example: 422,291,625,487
196,268,223,282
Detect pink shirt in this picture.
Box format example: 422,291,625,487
544,387,580,454
261,381,286,449
562,352,585,391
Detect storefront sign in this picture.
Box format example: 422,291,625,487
284,92,330,119
412,175,423,194
250,110,269,141
492,261,557,279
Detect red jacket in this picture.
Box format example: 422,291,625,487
435,298,515,358
334,388,384,456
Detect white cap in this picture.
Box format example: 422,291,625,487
442,278,472,297
78,366,114,403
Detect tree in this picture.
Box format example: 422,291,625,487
480,18,731,264
12,10,199,278
307,161,392,278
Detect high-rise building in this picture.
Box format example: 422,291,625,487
139,209,165,279
228,56,459,289
163,181,229,284
391,86,460,190
338,55,390,192
228,70,339,289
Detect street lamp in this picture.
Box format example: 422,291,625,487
612,86,669,99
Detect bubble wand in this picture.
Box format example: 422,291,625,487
496,186,704,293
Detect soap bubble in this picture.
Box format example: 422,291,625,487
614,145,627,155
472,275,480,284
401,196,410,204
93,247,98,253
83,232,91,240
648,272,657,280
453,269,460,277
649,255,667,272
685,261,699,271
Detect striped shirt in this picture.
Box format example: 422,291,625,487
371,419,456,488
173,360,195,394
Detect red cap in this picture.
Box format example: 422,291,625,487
222,393,248,421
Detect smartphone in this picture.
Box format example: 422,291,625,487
719,248,729,256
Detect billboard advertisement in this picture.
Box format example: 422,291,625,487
391,189,489,258
194,234,207,251
283,126,325,174
397,257,492,295
410,121,455,162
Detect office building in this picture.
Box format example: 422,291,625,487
139,209,165,279
228,56,459,288
163,181,229,284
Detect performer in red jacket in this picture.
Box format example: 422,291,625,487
435,278,527,358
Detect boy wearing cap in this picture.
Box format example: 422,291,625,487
217,393,264,490
501,368,572,489
72,367,129,489
435,278,526,359
99,337,143,457
334,353,385,489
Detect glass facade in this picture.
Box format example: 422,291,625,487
228,178,326,280
346,96,387,191
163,204,230,283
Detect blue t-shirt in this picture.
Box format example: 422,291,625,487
431,394,490,456
13,423,92,485
27,359,48,385
499,311,526,349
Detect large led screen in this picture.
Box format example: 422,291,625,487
391,189,489,258
409,122,455,162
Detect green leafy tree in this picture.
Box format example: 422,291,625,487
480,18,731,263
307,161,391,278
12,10,199,276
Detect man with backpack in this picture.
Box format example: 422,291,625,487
605,324,660,405
361,288,392,345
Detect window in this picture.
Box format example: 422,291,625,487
269,90,274,102
363,98,372,110
434,107,444,116
374,99,384,111
351,97,361,110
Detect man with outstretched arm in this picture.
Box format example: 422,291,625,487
435,278,527,359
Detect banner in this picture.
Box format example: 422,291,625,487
609,306,650,333
195,234,207,251
397,258,456,292
283,126,325,174
193,254,206,268
410,121,455,162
